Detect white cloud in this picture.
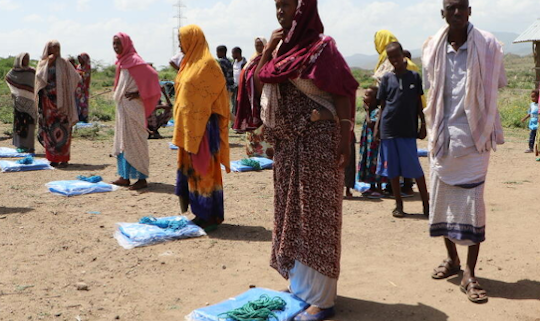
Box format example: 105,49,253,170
23,14,45,23
77,0,91,11
0,0,19,10
114,0,159,11
1,0,539,69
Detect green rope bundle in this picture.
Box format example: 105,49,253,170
240,158,262,170
218,294,287,321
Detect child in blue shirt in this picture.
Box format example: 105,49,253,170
521,89,539,153
375,42,429,218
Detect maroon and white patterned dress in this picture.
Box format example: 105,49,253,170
266,82,343,281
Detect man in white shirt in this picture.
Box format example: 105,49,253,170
422,0,506,304
231,47,246,117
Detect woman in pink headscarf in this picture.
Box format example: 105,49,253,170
254,0,358,320
111,32,161,190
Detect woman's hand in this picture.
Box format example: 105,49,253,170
417,124,427,140
47,54,56,66
125,92,140,100
338,136,351,169
267,29,284,53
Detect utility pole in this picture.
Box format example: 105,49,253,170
172,0,186,56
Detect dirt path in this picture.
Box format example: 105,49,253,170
0,124,538,321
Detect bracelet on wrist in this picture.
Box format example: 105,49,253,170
340,119,354,127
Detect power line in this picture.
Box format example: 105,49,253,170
172,0,186,56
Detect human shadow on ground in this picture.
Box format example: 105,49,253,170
0,207,34,215
143,182,176,195
229,143,245,149
447,276,540,300
57,163,110,171
401,213,428,220
332,296,448,321
343,196,384,203
209,224,272,242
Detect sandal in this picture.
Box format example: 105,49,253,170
294,307,335,321
432,259,461,279
367,191,383,199
111,178,130,187
392,207,405,218
129,179,148,190
57,162,69,168
460,278,488,303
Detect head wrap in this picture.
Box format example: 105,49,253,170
172,25,230,171
114,32,161,118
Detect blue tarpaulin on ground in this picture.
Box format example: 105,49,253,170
0,159,52,172
186,288,308,321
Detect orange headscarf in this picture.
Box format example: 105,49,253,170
172,24,230,170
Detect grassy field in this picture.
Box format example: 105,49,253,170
0,54,537,134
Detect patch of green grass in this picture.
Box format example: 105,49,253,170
73,125,114,141
351,68,375,89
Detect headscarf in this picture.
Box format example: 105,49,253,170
5,52,35,94
173,24,230,170
35,40,81,126
249,36,268,61
259,0,358,99
233,38,268,132
114,32,161,118
77,52,91,87
374,30,398,72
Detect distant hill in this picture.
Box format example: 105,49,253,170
345,31,532,69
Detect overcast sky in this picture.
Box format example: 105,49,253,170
0,0,539,68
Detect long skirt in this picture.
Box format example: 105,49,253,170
117,153,148,180
429,172,486,245
175,114,225,224
266,82,342,307
357,119,386,185
12,96,36,151
38,90,72,163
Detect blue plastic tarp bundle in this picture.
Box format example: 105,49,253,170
114,216,206,249
224,157,274,172
46,180,118,196
169,142,179,150
0,159,53,172
354,182,371,193
0,147,33,158
186,288,309,321
74,122,97,129
417,148,428,157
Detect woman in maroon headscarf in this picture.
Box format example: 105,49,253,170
75,53,91,122
233,36,274,159
254,0,358,320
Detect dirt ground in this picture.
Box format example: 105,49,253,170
0,123,538,321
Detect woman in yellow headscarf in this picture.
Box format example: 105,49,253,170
173,24,230,231
373,30,423,91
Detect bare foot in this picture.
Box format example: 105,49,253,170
129,179,148,190
111,177,130,187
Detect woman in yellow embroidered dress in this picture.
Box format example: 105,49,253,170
173,25,230,231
